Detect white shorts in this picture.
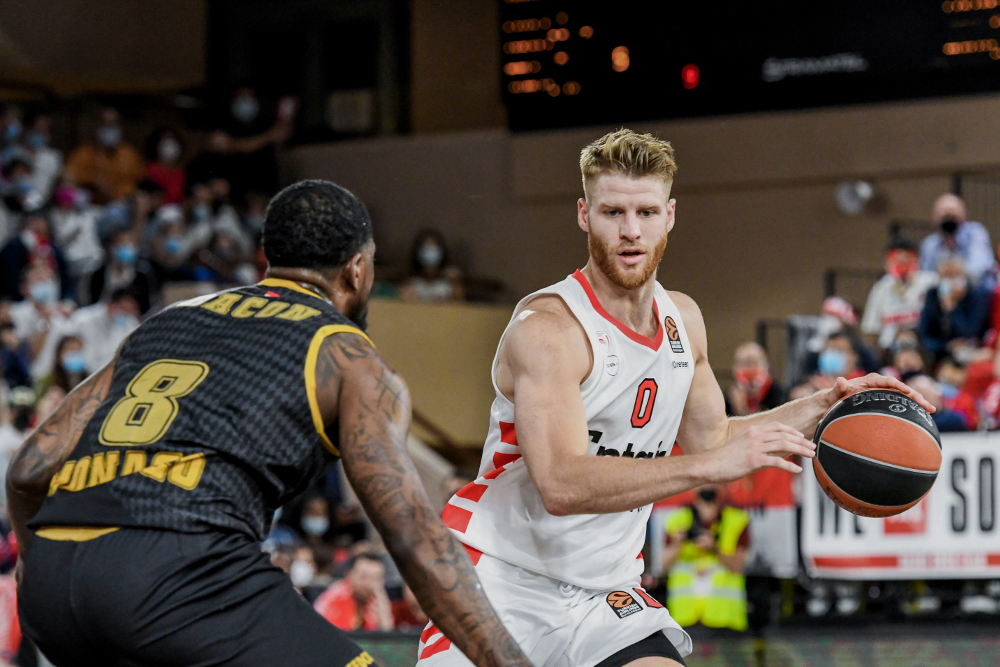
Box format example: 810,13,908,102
416,554,692,667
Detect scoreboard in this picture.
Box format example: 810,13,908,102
500,1,1000,130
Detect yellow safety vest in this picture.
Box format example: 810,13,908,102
664,506,749,631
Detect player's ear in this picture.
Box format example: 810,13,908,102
666,198,676,234
577,198,590,233
342,251,364,293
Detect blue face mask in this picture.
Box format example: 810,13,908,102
165,237,182,255
26,131,47,149
112,314,136,329
939,382,959,400
4,121,22,142
114,244,137,265
61,352,87,374
29,280,58,304
818,348,848,376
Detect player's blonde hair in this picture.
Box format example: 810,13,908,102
579,129,677,200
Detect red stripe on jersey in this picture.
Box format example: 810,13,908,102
420,623,440,644
484,465,507,480
265,290,281,298
463,544,483,565
572,270,663,351
455,481,488,502
499,421,518,446
421,636,452,660
634,587,664,608
493,452,521,469
441,504,473,533
636,553,643,559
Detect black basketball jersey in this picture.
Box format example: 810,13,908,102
29,279,369,541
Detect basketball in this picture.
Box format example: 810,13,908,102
813,389,942,518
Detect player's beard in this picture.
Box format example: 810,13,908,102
588,230,669,290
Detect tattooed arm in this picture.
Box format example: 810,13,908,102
314,333,530,667
6,359,116,553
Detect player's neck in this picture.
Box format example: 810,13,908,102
265,267,337,307
581,262,659,338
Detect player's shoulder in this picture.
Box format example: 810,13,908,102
665,290,704,328
503,294,591,369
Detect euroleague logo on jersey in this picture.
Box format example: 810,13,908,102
606,591,642,619
664,317,684,354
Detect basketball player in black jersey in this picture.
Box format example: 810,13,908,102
7,181,530,667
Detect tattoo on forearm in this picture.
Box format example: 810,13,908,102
7,362,115,552
316,335,529,667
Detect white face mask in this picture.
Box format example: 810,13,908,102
158,137,181,163
29,280,58,304
290,560,316,588
231,96,259,123
97,125,122,149
418,244,444,269
301,515,329,536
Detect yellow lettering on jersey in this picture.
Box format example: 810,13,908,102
141,452,182,483
275,303,321,321
254,301,291,318
231,296,268,318
121,451,147,476
48,461,75,496
66,456,91,492
87,452,120,488
200,293,242,315
167,453,206,490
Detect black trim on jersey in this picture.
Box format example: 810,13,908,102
595,632,687,667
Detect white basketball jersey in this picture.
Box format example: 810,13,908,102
442,270,695,590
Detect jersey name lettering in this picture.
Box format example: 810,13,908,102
200,294,321,321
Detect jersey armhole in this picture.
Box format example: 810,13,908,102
491,292,599,402
305,325,376,457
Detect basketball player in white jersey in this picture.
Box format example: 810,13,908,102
418,130,932,667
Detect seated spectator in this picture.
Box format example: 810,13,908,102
882,332,926,380
861,237,938,351
0,212,73,302
906,374,970,432
920,194,996,287
725,342,786,416
400,230,464,302
58,288,140,372
816,333,865,383
148,206,210,282
0,303,30,389
1,156,45,214
50,179,103,280
313,554,394,631
87,228,157,314
662,485,750,631
9,263,73,378
289,544,320,593
919,256,992,362
48,334,88,394
145,127,186,205
23,113,62,201
299,496,333,546
64,107,145,204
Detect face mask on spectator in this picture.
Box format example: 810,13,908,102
418,244,444,270
165,237,183,256
818,348,848,376
939,382,959,400
192,203,211,222
231,96,259,123
97,125,122,150
940,217,960,235
12,408,32,432
26,131,48,149
734,367,769,390
887,252,917,281
158,137,181,163
938,277,967,300
4,121,21,143
112,314,138,330
289,559,316,588
115,244,138,265
61,352,87,375
301,516,329,536
20,230,42,251
29,280,58,304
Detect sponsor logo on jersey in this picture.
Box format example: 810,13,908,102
606,591,643,619
672,361,688,368
596,441,667,459
605,354,620,376
595,331,611,353
664,316,684,353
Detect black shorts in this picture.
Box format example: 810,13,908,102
19,528,375,667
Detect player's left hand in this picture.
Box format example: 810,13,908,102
828,373,936,413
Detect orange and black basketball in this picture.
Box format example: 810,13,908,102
813,389,941,518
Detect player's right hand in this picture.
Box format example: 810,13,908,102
711,422,815,482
